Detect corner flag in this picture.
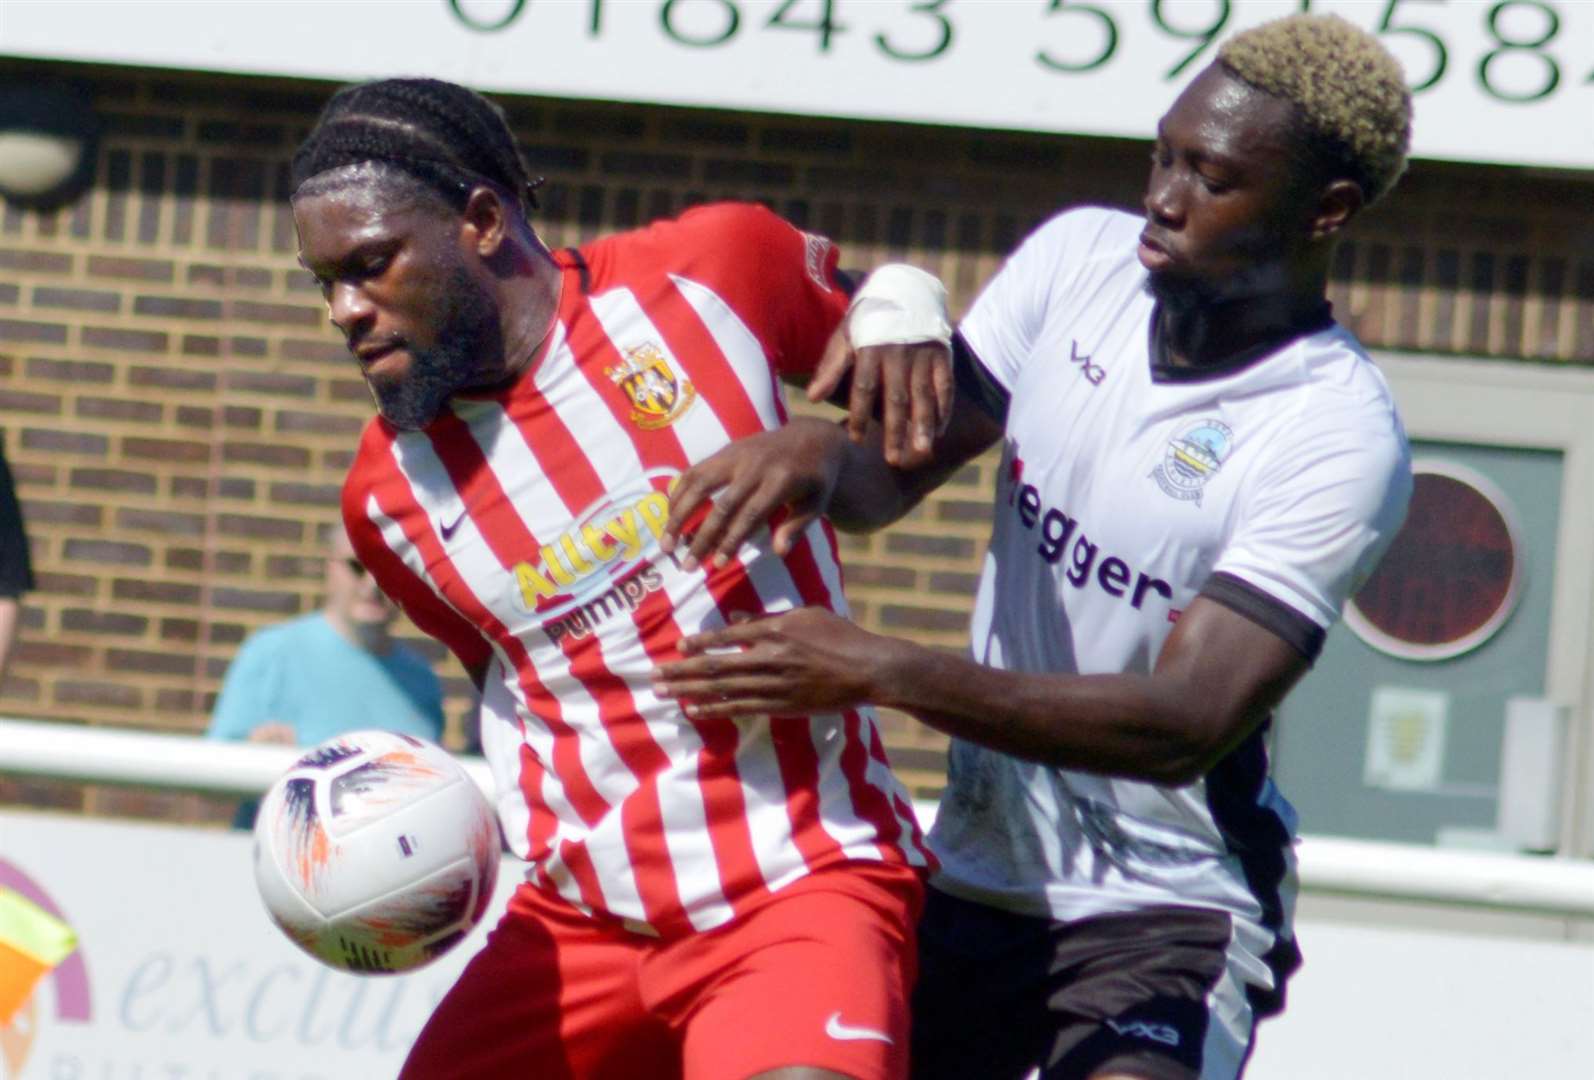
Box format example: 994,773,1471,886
0,886,77,1025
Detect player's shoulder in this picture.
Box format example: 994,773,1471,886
1272,328,1409,473
1297,327,1402,426
997,206,1144,299
1024,205,1143,260
582,201,794,276
673,200,790,238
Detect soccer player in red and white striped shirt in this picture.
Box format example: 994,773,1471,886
289,79,932,1080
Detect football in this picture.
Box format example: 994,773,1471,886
253,730,501,974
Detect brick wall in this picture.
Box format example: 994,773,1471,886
3,57,1594,818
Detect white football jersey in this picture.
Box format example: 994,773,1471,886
931,208,1411,977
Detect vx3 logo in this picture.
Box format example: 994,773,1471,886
1071,340,1105,386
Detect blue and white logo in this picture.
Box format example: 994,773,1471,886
1151,419,1233,506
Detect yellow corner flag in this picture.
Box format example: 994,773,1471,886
0,887,77,1026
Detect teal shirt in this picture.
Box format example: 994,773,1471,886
207,612,445,746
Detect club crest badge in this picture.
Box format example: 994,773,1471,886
605,343,697,431
1151,419,1232,506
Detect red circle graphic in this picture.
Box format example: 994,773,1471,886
1345,462,1522,661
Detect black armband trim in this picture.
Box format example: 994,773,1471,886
1200,572,1324,663
952,332,1010,425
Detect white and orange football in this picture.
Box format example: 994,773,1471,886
253,730,500,974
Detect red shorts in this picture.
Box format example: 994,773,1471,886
401,862,924,1080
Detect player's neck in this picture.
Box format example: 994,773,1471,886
496,241,564,385
1155,283,1329,370
1152,243,1337,369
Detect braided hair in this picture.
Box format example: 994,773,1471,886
291,78,542,216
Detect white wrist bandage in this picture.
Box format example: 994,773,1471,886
846,264,952,349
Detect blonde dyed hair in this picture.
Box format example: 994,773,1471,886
1218,13,1412,204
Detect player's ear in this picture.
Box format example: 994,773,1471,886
461,185,510,258
1309,178,1364,242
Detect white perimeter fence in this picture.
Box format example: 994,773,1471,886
4,715,1594,1078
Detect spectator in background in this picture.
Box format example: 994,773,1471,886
208,525,446,823
0,432,33,690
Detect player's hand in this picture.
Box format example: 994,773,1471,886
806,326,953,469
659,418,848,573
652,607,908,718
248,722,296,746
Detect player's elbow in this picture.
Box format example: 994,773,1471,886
827,482,918,534
828,503,907,534
1139,744,1216,786
1139,707,1249,786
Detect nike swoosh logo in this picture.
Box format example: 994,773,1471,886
439,510,468,541
824,1011,892,1044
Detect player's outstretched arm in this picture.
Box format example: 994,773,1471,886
653,597,1309,786
659,386,1000,571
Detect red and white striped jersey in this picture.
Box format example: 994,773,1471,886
343,203,931,937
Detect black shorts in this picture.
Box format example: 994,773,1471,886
910,888,1294,1080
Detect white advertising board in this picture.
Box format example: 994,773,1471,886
9,812,1594,1080
0,811,518,1080
2,0,1593,171
6,809,1594,1077
1250,914,1594,1079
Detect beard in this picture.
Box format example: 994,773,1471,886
369,344,467,431
367,266,498,431
1144,244,1294,314
1144,268,1220,312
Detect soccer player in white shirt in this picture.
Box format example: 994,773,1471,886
654,15,1414,1080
